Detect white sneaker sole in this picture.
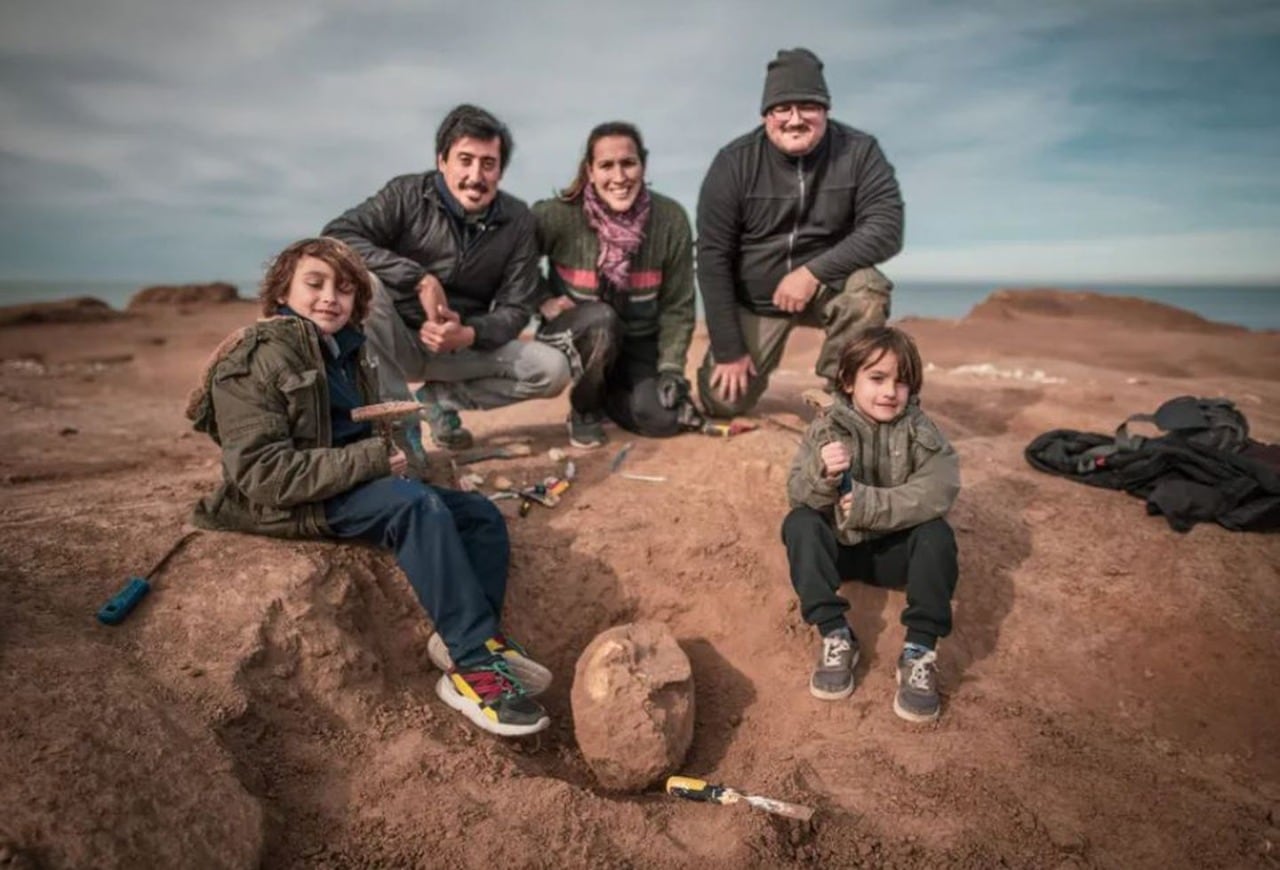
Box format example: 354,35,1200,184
893,668,941,723
434,674,550,737
809,648,860,701
427,632,552,697
566,420,606,450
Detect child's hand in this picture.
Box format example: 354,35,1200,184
820,441,851,477
388,449,409,477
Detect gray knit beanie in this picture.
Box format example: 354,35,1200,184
760,48,831,114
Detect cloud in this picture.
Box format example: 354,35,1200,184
0,0,1278,281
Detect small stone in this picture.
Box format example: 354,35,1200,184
548,447,566,462
493,476,514,491
59,426,78,436
188,667,205,678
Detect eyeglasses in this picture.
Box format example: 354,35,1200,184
767,102,826,120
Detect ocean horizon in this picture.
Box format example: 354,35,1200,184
1,278,1277,331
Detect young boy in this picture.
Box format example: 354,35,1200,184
782,326,960,722
186,237,552,737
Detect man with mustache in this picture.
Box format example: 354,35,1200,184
696,48,905,417
324,104,570,454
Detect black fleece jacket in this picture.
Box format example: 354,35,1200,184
322,171,539,350
696,121,904,361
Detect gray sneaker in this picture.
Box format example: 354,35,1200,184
894,647,941,722
426,404,473,450
809,630,859,700
567,410,607,449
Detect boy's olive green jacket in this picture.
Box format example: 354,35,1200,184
787,395,960,546
185,317,390,538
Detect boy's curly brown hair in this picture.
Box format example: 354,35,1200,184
835,326,924,395
257,237,373,326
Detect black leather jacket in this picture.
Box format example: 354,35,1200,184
696,121,904,361
322,171,539,350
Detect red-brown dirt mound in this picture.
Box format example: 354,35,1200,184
967,288,1246,335
1,289,1277,867
127,282,241,309
0,297,125,328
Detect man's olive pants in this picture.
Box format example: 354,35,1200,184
696,267,892,418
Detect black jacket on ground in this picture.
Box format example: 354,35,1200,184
696,121,904,361
322,171,539,350
1025,429,1280,532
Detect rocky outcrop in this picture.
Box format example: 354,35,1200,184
127,282,241,309
0,297,125,328
966,288,1243,334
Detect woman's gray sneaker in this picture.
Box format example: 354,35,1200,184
567,410,607,449
426,404,473,450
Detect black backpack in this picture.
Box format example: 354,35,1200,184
1113,396,1249,454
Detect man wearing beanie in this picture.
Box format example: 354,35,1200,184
695,47,904,417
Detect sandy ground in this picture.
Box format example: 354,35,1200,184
1,291,1278,869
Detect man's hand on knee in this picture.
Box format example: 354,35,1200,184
772,266,820,313
709,355,757,405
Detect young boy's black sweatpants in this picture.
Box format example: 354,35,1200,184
781,506,958,649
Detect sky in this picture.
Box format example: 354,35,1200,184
1,0,1278,285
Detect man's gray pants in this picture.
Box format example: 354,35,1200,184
696,267,892,418
363,277,571,410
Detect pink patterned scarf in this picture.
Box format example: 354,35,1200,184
583,183,651,291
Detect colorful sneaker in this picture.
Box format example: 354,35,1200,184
567,410,607,449
809,628,859,701
435,657,550,737
425,404,473,450
428,632,552,697
894,646,941,722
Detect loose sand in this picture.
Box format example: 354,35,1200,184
1,291,1277,868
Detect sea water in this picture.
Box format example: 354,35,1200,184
1,279,1277,330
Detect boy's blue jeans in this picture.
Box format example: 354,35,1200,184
324,477,508,664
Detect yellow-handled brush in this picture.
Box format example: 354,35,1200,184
665,776,814,821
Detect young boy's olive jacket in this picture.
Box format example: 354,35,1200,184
185,316,389,538
787,394,960,546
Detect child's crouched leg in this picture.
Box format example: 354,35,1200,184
323,477,504,659
781,506,861,700
895,517,958,723
324,478,550,736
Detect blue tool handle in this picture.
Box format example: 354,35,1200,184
838,470,853,494
97,577,151,625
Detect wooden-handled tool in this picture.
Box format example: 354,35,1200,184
665,776,814,821
351,401,424,453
